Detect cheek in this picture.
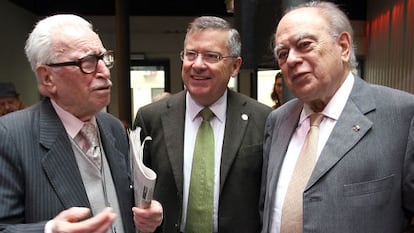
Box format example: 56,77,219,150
315,45,342,71
181,63,191,77
217,63,233,78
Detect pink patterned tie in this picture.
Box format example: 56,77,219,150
79,122,101,169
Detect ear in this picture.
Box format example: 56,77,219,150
36,65,57,94
337,31,351,63
230,56,243,77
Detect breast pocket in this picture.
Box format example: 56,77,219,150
234,144,263,172
343,174,394,207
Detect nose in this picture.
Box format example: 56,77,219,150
192,54,207,67
96,60,111,79
286,48,302,67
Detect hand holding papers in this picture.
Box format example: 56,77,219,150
128,127,157,209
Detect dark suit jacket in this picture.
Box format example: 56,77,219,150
260,77,414,233
0,98,135,233
134,89,272,233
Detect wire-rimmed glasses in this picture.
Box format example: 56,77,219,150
180,50,237,64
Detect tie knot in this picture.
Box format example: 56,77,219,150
199,107,214,122
309,113,324,127
80,122,98,147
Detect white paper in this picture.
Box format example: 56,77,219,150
128,127,156,208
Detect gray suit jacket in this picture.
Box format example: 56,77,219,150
134,89,272,233
0,98,135,233
261,77,414,233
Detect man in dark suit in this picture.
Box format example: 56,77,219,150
260,2,414,233
0,14,162,233
134,16,272,233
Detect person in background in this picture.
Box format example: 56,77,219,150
270,72,283,109
0,14,162,233
0,82,25,116
134,16,272,233
260,1,414,233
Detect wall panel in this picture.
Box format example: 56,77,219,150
366,0,414,93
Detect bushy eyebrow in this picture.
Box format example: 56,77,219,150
274,32,314,54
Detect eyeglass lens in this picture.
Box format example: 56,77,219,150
81,51,114,74
181,51,223,64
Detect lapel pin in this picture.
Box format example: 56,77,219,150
241,114,248,121
352,125,360,132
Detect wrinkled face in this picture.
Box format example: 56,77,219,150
0,96,22,116
181,29,242,106
37,27,112,121
274,8,350,108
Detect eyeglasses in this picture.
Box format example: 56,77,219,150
180,50,237,64
46,50,114,74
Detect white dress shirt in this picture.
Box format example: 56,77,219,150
269,73,355,233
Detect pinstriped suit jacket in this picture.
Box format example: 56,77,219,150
260,77,414,233
0,98,135,233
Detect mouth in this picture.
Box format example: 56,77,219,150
92,80,113,91
291,72,310,81
192,75,210,80
93,85,111,91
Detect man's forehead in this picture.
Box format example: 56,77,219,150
277,7,324,31
275,9,327,45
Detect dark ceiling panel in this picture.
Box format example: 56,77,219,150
8,0,233,17
8,0,365,19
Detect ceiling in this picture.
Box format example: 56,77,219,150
9,0,366,20
8,0,233,17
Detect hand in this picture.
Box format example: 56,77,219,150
132,200,163,232
51,207,116,233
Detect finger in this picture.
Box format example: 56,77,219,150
53,207,116,233
80,207,116,232
133,203,163,232
54,207,91,222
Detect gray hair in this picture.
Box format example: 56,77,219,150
24,14,94,80
282,1,358,70
184,16,241,57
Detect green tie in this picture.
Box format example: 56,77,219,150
186,107,215,233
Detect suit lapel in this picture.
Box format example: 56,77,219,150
219,91,249,191
307,78,375,189
97,115,134,232
97,115,130,198
268,103,302,186
96,116,126,184
162,91,186,194
40,99,90,208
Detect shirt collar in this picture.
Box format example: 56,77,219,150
323,72,354,120
299,72,355,124
186,89,227,123
51,99,97,138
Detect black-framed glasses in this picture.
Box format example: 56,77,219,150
46,50,114,74
180,50,237,64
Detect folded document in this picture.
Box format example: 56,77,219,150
128,127,157,208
